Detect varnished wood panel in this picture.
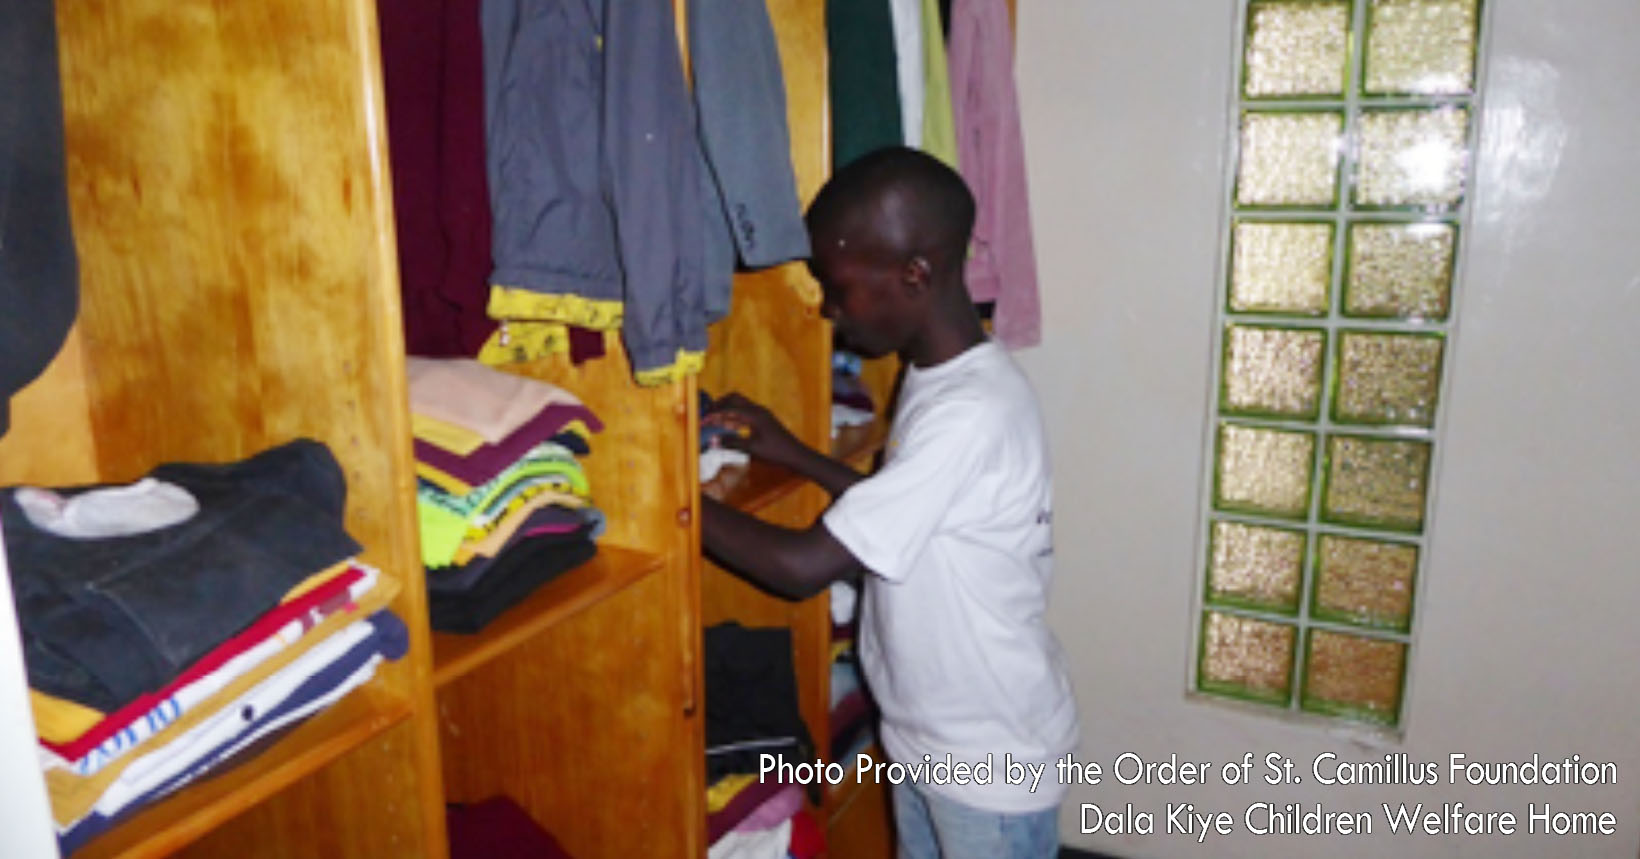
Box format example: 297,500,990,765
826,773,895,859
701,0,830,452
768,0,828,206
858,355,903,424
418,10,703,854
437,569,703,859
162,694,417,859
466,344,704,777
704,272,832,452
71,687,409,859
431,548,666,687
0,328,97,485
492,344,695,557
11,0,450,854
49,0,431,630
696,0,841,851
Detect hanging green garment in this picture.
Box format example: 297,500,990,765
828,0,903,169
919,0,959,170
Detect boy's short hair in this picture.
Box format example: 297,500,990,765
806,146,976,268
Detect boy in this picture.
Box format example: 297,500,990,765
701,147,1078,858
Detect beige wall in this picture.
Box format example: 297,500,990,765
1015,1,1640,856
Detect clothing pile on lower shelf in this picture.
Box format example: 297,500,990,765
699,391,751,489
410,358,603,634
828,582,878,763
830,349,878,459
704,623,824,859
3,440,407,855
831,350,876,436
709,806,824,859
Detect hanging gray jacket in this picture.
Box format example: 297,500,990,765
480,0,810,377
481,0,709,377
689,0,812,320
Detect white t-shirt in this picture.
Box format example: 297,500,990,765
823,341,1079,813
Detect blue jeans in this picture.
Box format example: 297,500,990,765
893,781,1060,859
4,440,360,710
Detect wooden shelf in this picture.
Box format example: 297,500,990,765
831,420,888,468
825,742,886,811
707,419,889,515
717,459,806,513
431,546,666,688
75,683,413,859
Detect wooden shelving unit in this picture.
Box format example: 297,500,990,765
694,0,898,854
75,686,414,859
0,0,450,855
0,0,952,854
432,547,667,688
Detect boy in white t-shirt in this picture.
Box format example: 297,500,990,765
700,146,1078,858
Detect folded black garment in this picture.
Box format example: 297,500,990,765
2,438,361,711
425,506,596,596
429,537,596,634
703,623,815,786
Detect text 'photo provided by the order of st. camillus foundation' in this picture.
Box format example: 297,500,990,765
760,748,1627,847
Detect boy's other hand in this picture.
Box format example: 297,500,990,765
704,393,806,469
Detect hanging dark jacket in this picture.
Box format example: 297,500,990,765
688,0,812,320
0,0,79,437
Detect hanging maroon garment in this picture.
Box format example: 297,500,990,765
567,325,606,365
379,0,496,356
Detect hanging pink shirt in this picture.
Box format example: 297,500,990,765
949,0,1042,349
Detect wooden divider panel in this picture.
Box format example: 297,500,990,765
2,0,448,854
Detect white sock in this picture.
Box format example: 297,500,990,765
15,478,199,539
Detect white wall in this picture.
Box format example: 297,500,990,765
1016,1,1640,856
0,528,61,858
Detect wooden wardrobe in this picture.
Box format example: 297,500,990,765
0,0,453,853
0,0,912,855
697,0,904,854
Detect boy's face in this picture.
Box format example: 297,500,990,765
809,244,915,360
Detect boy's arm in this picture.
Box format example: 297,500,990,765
701,496,863,600
706,393,864,498
764,440,865,499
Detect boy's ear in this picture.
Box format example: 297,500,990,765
901,256,933,295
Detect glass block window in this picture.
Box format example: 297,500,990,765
1230,221,1334,315
1235,111,1344,207
1243,0,1351,97
1363,0,1480,96
1194,0,1485,729
1221,325,1327,419
1353,107,1471,208
1345,222,1455,319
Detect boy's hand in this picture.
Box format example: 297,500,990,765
704,393,806,470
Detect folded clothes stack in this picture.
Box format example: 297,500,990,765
699,391,751,486
827,581,875,765
830,350,875,439
704,623,822,856
2,440,407,854
409,358,603,634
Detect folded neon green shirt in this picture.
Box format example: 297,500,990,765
418,498,471,569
